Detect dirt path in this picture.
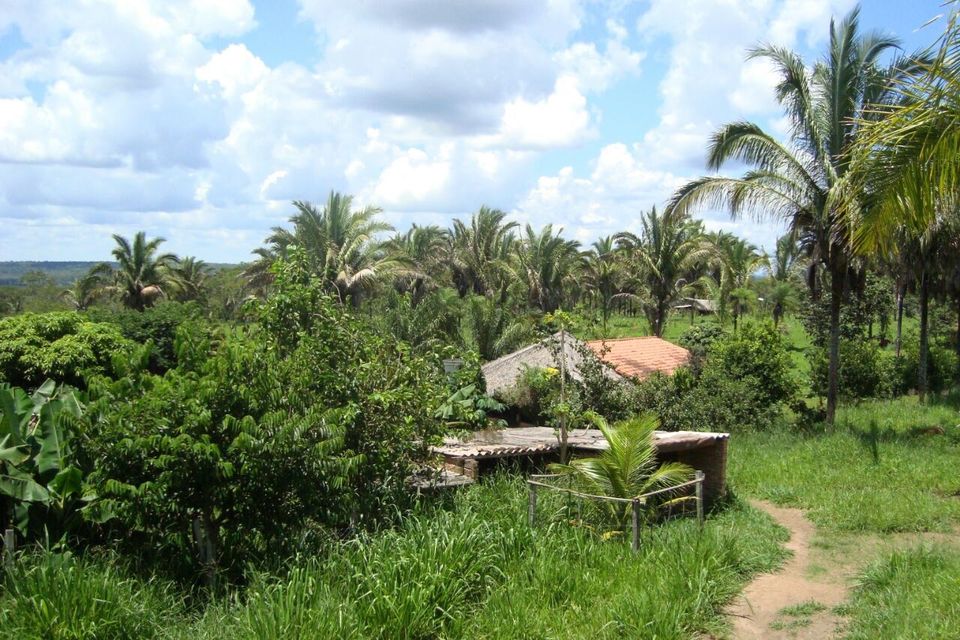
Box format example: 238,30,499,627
727,500,848,639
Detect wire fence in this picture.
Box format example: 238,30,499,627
526,470,705,552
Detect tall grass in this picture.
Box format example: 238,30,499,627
181,476,787,639
0,552,183,640
845,546,960,639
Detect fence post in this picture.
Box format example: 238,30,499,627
695,470,705,528
3,529,14,568
631,498,641,553
528,482,537,528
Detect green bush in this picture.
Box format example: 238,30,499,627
86,301,204,373
82,254,448,584
0,552,183,640
897,337,959,394
707,323,798,408
0,313,133,388
809,339,896,399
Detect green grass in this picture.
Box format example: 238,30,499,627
1,477,788,640
778,600,827,617
728,395,960,533
0,552,183,640
844,546,960,639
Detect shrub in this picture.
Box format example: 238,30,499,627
809,339,896,400
707,323,798,408
897,337,959,394
82,254,448,585
86,301,204,373
677,323,727,358
0,312,133,388
497,366,562,424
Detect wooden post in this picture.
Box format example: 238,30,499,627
528,482,537,528
695,470,705,528
3,529,14,567
631,498,641,553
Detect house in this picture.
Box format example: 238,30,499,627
481,331,623,397
586,336,691,380
674,298,717,315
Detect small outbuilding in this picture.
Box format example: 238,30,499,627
586,336,691,380
481,331,623,398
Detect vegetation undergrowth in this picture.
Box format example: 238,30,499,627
0,476,788,640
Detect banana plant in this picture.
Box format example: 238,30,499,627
0,380,95,537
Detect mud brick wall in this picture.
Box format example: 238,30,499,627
658,439,728,508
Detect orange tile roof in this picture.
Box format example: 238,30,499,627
586,336,691,380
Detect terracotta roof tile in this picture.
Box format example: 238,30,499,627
585,336,691,380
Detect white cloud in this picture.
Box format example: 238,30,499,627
497,76,592,149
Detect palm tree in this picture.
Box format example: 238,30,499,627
854,7,960,246
584,236,623,333
449,207,518,300
615,206,711,337
110,232,178,310
516,224,582,313
61,262,113,311
549,413,693,529
252,192,395,306
169,256,211,302
668,7,904,422
464,295,531,361
712,235,767,324
384,224,449,306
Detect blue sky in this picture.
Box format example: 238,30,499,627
0,0,948,262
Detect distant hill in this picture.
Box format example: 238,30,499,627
0,261,238,286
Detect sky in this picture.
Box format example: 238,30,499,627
0,0,948,263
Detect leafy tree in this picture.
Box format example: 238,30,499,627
670,7,905,422
84,251,448,584
0,313,133,389
110,232,178,310
615,206,710,337
464,295,532,361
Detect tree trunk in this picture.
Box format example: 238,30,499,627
826,264,843,425
895,285,905,358
918,273,930,402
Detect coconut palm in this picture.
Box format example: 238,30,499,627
384,224,449,306
854,7,960,246
464,295,532,361
516,224,582,313
110,232,178,310
169,256,211,302
60,262,113,311
449,207,518,300
615,206,711,337
668,7,904,422
253,192,395,306
584,236,623,333
711,235,767,323
549,413,693,529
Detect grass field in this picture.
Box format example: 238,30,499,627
727,392,960,638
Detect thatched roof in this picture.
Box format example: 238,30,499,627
481,331,623,397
